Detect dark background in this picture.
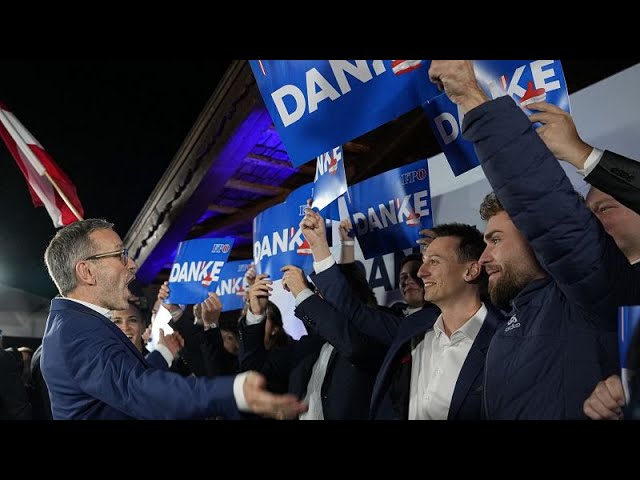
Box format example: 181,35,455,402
0,60,637,299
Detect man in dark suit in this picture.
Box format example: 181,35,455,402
301,208,502,420
40,218,306,420
527,100,640,216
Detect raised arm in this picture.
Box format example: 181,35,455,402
429,60,637,322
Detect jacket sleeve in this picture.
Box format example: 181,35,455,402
144,350,169,370
586,150,640,216
237,317,292,392
199,327,238,377
463,96,638,325
62,322,240,420
310,263,403,346
295,293,387,370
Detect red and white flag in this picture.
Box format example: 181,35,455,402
0,101,84,227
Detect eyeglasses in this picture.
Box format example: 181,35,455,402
84,248,129,266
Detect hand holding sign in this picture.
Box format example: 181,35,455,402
582,375,625,420
300,207,331,263
158,281,182,315
200,292,223,328
428,60,489,114
528,101,593,170
248,274,272,316
281,265,309,297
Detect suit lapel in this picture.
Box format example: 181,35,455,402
448,313,495,419
58,299,149,365
370,311,437,417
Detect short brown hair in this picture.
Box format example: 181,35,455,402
479,192,505,221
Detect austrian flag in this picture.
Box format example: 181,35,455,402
0,102,84,227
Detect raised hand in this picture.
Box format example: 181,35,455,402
281,265,309,297
242,371,308,420
157,328,185,359
245,263,257,287
338,218,354,241
156,281,182,314
300,207,331,262
428,60,488,114
200,292,223,327
527,101,593,169
248,273,272,316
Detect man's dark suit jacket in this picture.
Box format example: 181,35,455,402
239,293,386,420
586,150,640,215
41,298,240,420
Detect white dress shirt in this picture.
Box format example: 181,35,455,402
408,303,487,420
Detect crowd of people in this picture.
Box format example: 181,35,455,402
3,60,640,420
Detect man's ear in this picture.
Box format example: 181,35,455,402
465,261,481,283
75,261,95,286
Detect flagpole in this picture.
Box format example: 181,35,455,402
42,169,84,221
0,109,83,222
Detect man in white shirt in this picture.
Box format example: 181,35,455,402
302,209,503,420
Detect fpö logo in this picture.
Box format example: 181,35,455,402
400,168,427,186
211,243,231,254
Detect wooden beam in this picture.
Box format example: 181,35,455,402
344,141,370,153
189,191,289,238
207,203,240,214
245,153,316,176
351,112,428,184
225,179,290,196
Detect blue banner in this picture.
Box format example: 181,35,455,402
166,237,234,305
423,60,570,176
253,183,316,280
249,60,440,166
619,305,640,368
213,259,253,312
312,145,348,212
348,159,432,259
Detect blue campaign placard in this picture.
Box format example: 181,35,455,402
312,145,348,213
423,60,570,176
213,259,253,312
166,237,234,305
253,183,316,280
619,305,640,368
249,60,440,166
348,159,432,259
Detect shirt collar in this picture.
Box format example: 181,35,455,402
403,305,423,317
64,297,112,320
433,303,487,342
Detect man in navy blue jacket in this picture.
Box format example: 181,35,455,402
428,60,640,419
41,218,307,420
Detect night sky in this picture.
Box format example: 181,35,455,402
0,61,231,298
